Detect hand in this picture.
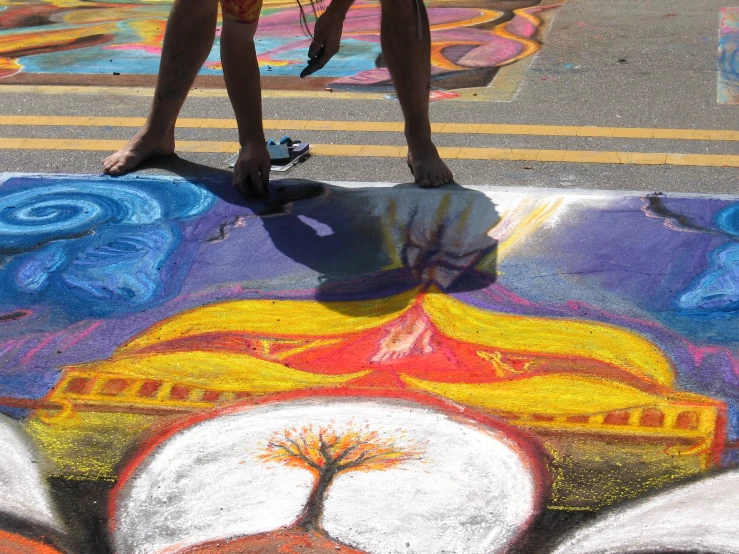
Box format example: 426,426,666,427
307,7,345,73
233,139,271,198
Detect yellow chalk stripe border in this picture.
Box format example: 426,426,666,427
1,137,737,168
1,115,737,141
0,85,384,101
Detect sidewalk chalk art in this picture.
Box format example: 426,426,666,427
0,0,561,90
2,173,739,552
719,7,739,104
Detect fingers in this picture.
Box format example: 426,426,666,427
260,160,271,195
233,161,248,196
248,165,267,199
312,42,340,71
307,13,343,68
308,35,323,59
309,12,331,58
309,18,330,59
233,156,270,199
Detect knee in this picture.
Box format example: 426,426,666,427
221,12,259,41
220,0,262,29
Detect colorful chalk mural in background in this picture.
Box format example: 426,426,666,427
0,0,561,90
2,173,739,552
719,7,739,104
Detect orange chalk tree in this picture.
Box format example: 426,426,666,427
260,423,422,535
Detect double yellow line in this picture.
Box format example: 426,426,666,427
2,138,736,168
1,115,738,168
2,115,738,141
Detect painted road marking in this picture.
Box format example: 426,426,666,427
1,115,737,142
1,138,737,167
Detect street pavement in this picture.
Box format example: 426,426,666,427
0,0,737,193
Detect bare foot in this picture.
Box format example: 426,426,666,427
406,141,454,188
102,126,175,176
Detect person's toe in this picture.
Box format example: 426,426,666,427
414,166,432,188
103,153,126,175
109,162,126,176
432,171,445,188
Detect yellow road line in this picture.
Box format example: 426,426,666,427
1,138,737,167
1,115,737,141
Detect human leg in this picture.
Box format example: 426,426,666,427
379,0,453,188
102,0,219,175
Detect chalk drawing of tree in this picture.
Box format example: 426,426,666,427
260,423,423,536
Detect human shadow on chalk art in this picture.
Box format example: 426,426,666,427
159,157,502,316
256,182,500,315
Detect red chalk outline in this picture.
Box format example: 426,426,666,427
109,388,551,553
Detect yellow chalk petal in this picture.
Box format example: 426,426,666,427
422,292,675,387
81,351,368,392
122,289,418,351
404,374,670,416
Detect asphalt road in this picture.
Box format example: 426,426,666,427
1,0,737,194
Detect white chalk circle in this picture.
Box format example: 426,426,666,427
550,468,739,554
0,414,63,533
112,392,546,554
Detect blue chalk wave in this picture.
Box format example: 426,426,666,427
676,203,739,312
0,179,212,255
0,176,215,317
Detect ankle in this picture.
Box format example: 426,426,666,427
404,121,432,143
405,131,434,151
141,120,175,139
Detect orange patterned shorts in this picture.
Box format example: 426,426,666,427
220,0,263,24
